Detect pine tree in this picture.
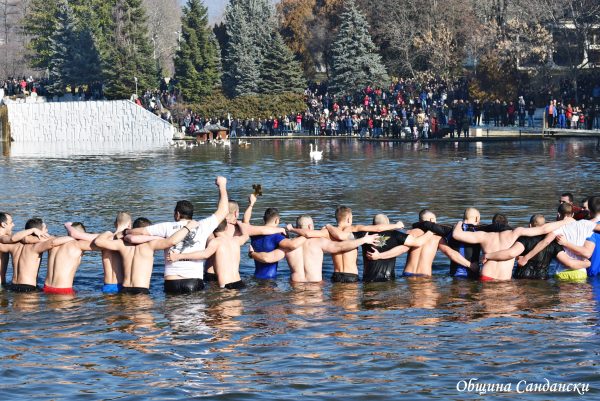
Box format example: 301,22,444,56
174,0,222,102
24,0,61,70
329,0,388,94
47,1,75,95
103,0,158,99
223,0,273,97
260,32,306,93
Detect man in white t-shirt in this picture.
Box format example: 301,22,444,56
520,201,599,280
126,176,229,294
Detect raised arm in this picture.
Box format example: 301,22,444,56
484,242,526,262
168,239,219,261
556,236,595,259
243,194,256,224
452,221,487,244
214,176,229,223
125,235,164,244
65,222,100,242
235,221,250,246
94,231,125,251
366,244,410,260
320,233,378,254
325,224,352,240
150,220,201,250
556,251,591,270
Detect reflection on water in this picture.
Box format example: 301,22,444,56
1,138,599,399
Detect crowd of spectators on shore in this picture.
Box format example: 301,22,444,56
180,79,600,139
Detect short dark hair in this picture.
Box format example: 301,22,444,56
133,217,152,228
589,196,600,216
492,213,508,226
71,222,86,232
175,200,194,220
25,218,44,230
214,219,228,233
335,206,352,223
263,208,279,224
418,209,434,222
0,212,8,225
529,214,545,227
561,192,574,202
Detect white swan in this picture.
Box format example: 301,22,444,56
309,143,323,159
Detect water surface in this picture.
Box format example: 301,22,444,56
1,138,599,400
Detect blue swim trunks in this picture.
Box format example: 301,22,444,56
102,283,122,294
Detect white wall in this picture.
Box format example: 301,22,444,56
6,100,174,148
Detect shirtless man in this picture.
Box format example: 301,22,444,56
249,215,378,282
452,211,572,281
169,219,250,289
44,222,102,295
289,206,406,283
66,212,132,293
0,212,51,287
94,218,200,294
205,196,288,281
0,218,73,292
483,214,590,279
367,210,476,277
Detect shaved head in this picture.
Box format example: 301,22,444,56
463,208,480,224
372,214,389,225
296,215,313,229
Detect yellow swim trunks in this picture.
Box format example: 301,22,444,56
555,269,588,282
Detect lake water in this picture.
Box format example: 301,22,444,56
1,138,599,400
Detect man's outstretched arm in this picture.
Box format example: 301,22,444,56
367,245,410,260
452,221,486,244
484,242,526,262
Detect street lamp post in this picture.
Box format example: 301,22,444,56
134,76,138,98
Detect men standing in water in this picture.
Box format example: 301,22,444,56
66,212,132,293
0,218,73,292
367,210,476,277
250,215,379,283
243,194,302,280
126,177,229,294
169,220,249,290
93,218,200,294
452,212,572,281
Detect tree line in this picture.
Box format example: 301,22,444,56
2,0,599,102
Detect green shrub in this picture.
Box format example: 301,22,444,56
176,91,307,119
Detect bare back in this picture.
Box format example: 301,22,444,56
212,237,242,287
331,226,358,274
45,241,85,288
102,250,124,285
404,229,442,276
13,243,43,286
286,238,325,283
480,231,521,280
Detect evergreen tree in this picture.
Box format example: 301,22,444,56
24,0,61,70
260,32,306,93
329,0,388,94
223,0,273,97
103,0,158,99
174,0,222,102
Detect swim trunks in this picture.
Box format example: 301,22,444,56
555,269,587,282
480,275,495,282
204,272,218,282
164,278,204,294
331,272,359,283
43,285,75,295
102,283,122,294
402,272,428,277
120,286,150,295
224,280,246,290
10,284,39,292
